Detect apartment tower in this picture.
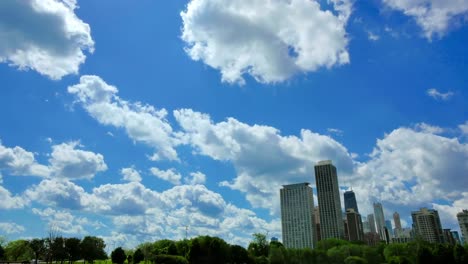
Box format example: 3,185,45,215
457,210,468,243
411,208,444,243
315,160,344,239
280,183,316,249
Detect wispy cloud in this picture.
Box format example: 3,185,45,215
426,88,454,101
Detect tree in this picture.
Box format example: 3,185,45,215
138,242,153,264
344,256,368,264
51,237,67,263
65,238,81,264
0,244,5,260
133,248,144,264
111,247,126,264
247,233,269,258
5,240,33,261
153,254,188,264
230,245,249,264
80,236,107,264
30,239,45,264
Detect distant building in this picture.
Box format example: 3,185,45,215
271,237,279,242
344,190,359,213
443,229,456,245
451,231,461,244
315,160,344,239
362,220,371,234
393,212,402,236
280,183,316,249
373,203,386,240
315,206,321,241
346,209,364,241
385,220,394,238
411,208,444,243
367,214,377,234
457,210,468,243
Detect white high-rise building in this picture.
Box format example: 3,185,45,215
315,160,344,239
373,202,386,240
280,183,316,249
457,210,468,243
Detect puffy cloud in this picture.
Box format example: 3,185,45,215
459,121,468,135
426,88,454,100
0,140,50,177
121,167,142,182
25,179,90,210
150,167,182,185
68,76,179,161
383,0,468,39
0,222,25,234
32,207,105,234
352,127,468,217
181,0,351,84
174,108,355,212
90,182,161,215
0,0,94,79
185,171,206,185
432,192,468,229
414,122,445,134
0,186,27,209
48,141,107,180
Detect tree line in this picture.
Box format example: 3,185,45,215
1,233,468,264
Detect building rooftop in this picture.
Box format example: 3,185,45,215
316,160,333,165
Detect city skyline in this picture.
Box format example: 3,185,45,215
1,0,467,249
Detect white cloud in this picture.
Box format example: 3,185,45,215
352,127,468,213
367,31,380,41
32,207,104,235
414,122,445,134
459,121,468,135
0,0,94,79
49,141,107,180
174,108,355,213
185,171,206,185
150,167,182,185
0,186,27,209
181,0,351,84
427,88,454,100
327,128,344,136
68,75,179,161
432,192,468,230
121,167,142,182
383,0,468,39
0,222,25,234
0,140,50,177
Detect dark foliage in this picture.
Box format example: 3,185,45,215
133,248,144,264
111,247,126,264
153,254,188,264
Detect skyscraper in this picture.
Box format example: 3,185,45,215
393,211,402,236
315,160,344,239
280,183,316,249
373,202,386,240
344,190,359,213
346,208,364,241
385,220,393,238
457,210,468,243
411,208,444,243
367,214,377,234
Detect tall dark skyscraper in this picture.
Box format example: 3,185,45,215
315,160,344,239
344,190,359,213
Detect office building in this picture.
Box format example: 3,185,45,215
411,208,444,243
385,220,394,238
373,202,386,240
451,231,461,244
346,209,364,241
367,214,377,234
393,212,402,236
280,183,316,249
315,206,321,241
344,190,359,213
362,220,370,234
315,160,344,239
457,210,468,243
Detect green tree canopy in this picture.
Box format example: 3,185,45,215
80,236,107,264
5,239,33,261
29,239,45,264
133,248,144,264
111,247,126,264
248,233,269,258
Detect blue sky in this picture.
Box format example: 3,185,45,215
0,0,467,248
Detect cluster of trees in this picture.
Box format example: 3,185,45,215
3,233,468,264
0,236,107,263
